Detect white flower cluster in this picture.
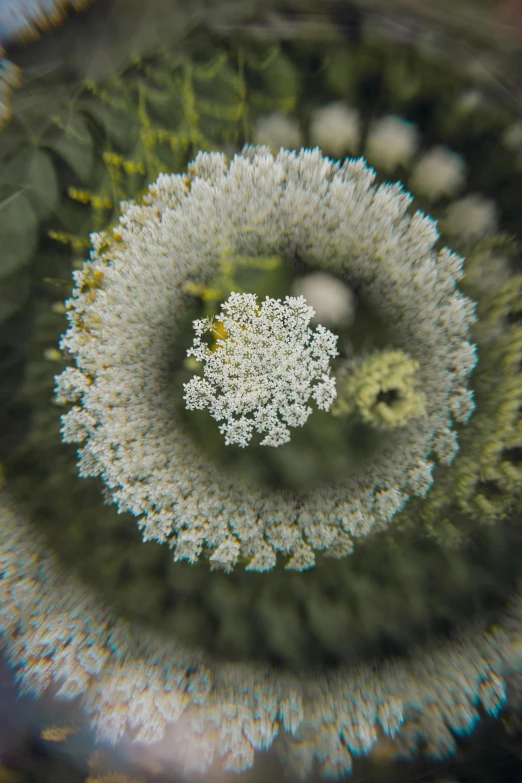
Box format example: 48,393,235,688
365,115,419,172
409,146,466,202
0,493,515,777
253,111,302,151
443,194,498,240
184,293,338,448
309,102,361,159
56,147,477,571
291,272,355,328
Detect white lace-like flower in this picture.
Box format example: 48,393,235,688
56,147,477,571
184,293,338,448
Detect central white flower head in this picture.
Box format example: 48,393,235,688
184,292,339,448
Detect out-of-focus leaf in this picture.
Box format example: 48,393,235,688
0,121,26,163
44,111,94,182
78,0,196,83
323,48,359,99
0,192,38,276
78,98,137,150
259,51,300,100
13,83,71,123
53,197,94,234
0,147,58,219
0,269,30,324
26,148,59,219
0,147,29,188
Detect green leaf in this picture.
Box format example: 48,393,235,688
0,270,30,324
0,148,29,189
0,192,38,277
26,148,59,219
53,197,93,234
323,49,357,99
44,112,94,182
0,147,58,220
259,52,300,101
0,122,27,164
78,98,137,150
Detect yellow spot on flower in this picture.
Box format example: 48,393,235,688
210,320,229,351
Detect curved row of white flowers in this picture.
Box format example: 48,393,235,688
0,494,512,777
56,147,477,572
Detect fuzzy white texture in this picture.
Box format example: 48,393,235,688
365,115,419,173
184,293,338,448
409,146,466,201
309,102,361,159
253,112,302,151
291,272,355,328
56,147,477,572
443,194,498,240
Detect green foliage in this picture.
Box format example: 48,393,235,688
0,192,38,277
322,47,358,99
396,236,522,546
0,270,30,323
47,40,299,248
0,33,298,293
0,95,96,288
253,48,299,103
44,110,94,181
